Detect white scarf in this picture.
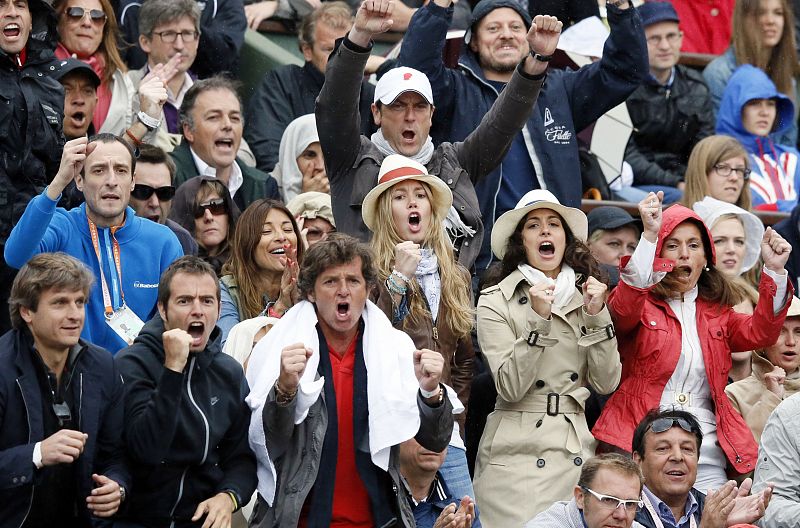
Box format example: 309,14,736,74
371,129,435,165
416,248,441,322
517,263,576,309
244,300,463,505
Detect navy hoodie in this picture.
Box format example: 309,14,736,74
716,64,800,212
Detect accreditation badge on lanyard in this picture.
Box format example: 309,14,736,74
88,218,145,345
642,492,698,528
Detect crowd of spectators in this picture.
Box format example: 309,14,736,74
4,0,800,526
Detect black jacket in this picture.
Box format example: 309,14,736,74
115,316,256,527
0,330,129,528
117,0,246,78
625,65,715,187
0,0,65,243
243,61,376,174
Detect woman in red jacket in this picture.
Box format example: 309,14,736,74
593,191,793,491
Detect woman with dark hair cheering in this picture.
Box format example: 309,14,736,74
472,190,621,526
593,191,793,492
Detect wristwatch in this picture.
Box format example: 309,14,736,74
119,486,127,503
136,111,161,131
530,51,553,62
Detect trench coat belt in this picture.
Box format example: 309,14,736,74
494,392,585,415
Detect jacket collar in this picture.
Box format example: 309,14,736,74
302,61,326,89
76,202,140,242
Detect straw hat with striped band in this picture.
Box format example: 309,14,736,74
361,154,453,231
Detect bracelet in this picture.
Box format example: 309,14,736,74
226,491,238,512
530,52,553,62
136,110,161,130
275,381,297,405
386,276,407,296
391,269,412,284
420,384,444,405
125,128,143,146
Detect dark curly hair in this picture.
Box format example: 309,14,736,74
481,212,607,290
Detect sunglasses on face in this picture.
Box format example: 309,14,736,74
649,417,699,436
194,198,227,218
65,6,107,23
131,184,176,201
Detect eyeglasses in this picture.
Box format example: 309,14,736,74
646,32,682,45
194,198,227,218
649,417,700,436
131,184,176,201
152,30,200,43
713,163,751,180
581,487,643,513
65,6,107,24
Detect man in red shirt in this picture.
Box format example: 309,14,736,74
248,232,454,528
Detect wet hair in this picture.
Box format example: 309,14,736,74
482,211,606,290
9,253,94,330
681,135,752,211
298,233,378,299
221,199,304,319
577,454,644,493
157,255,220,308
631,408,704,457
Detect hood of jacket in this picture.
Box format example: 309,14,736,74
655,204,717,266
168,175,241,236
0,0,59,66
133,313,223,365
716,64,795,152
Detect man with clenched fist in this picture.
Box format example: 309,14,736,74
246,233,454,528
116,256,256,527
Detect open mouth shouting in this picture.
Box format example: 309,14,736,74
538,241,556,258
187,321,206,348
214,137,235,154
67,110,88,130
3,23,21,39
336,301,351,321
408,211,422,232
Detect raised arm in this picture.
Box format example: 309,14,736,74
456,15,559,182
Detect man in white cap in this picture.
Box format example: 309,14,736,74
316,0,561,272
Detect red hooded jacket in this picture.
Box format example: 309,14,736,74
592,205,792,474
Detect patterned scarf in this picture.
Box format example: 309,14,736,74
416,248,441,322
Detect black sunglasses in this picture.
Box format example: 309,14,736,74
194,198,227,218
650,417,698,435
65,6,107,23
131,184,176,201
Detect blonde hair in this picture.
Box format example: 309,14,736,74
681,135,752,210
371,182,474,338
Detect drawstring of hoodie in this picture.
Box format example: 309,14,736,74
756,136,789,200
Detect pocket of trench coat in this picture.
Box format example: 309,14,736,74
482,411,540,466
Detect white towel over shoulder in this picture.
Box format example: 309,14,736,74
245,300,461,505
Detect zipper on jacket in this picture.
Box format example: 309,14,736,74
168,467,189,528
15,379,34,528
78,373,83,430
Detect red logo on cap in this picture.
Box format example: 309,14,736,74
403,72,412,81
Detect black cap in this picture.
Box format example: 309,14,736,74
587,206,641,236
53,58,100,86
465,0,532,44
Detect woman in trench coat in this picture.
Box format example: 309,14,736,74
473,190,621,527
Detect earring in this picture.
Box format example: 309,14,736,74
704,266,710,272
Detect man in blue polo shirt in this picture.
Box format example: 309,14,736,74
4,134,183,352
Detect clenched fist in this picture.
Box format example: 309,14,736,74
582,276,607,316
163,328,193,373
414,348,444,393
278,343,313,393
528,281,555,319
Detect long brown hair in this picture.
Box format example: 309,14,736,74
681,135,752,211
482,211,606,290
222,200,304,320
54,0,128,85
732,0,799,100
370,182,474,339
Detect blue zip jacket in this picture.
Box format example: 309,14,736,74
0,331,129,528
716,64,800,212
4,191,184,352
397,2,647,270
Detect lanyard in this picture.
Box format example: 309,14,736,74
87,217,124,318
642,492,697,528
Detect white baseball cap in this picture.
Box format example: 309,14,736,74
374,67,434,106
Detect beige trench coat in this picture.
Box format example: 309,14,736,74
725,351,800,443
473,270,621,527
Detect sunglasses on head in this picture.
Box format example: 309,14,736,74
65,6,108,23
194,198,227,218
649,417,698,435
131,184,176,201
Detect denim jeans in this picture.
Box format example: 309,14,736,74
439,446,482,527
